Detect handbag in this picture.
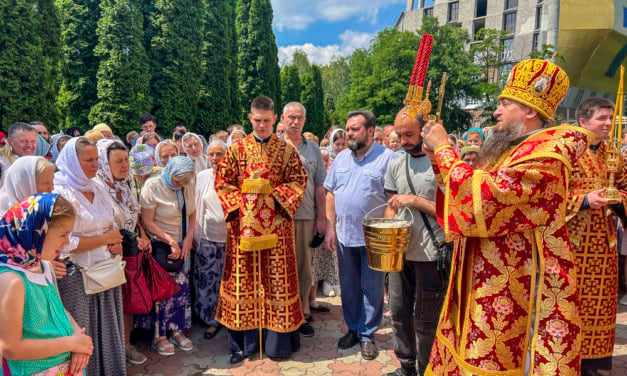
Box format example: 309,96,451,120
122,251,153,314
151,193,188,272
78,254,127,295
144,251,181,302
121,229,140,257
404,154,453,282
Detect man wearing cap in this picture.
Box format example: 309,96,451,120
459,145,480,169
566,97,626,375
421,59,594,375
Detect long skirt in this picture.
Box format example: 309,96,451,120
136,270,192,337
193,239,225,326
58,271,126,376
312,245,339,286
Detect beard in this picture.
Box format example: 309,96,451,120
479,121,526,166
404,141,423,155
347,136,367,151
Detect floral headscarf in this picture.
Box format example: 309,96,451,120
161,156,194,191
0,194,59,270
129,144,155,176
96,139,139,215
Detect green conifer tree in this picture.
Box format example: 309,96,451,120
280,65,301,108
225,1,240,124
300,65,326,137
89,0,151,136
149,0,204,134
57,0,101,130
33,0,61,127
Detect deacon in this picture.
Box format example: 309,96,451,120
421,59,593,375
567,97,625,374
214,96,307,364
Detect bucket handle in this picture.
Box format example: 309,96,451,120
363,203,414,225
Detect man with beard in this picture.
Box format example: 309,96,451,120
420,59,594,375
566,98,625,375
324,110,397,360
383,110,445,376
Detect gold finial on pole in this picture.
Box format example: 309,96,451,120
602,64,624,201
436,73,448,121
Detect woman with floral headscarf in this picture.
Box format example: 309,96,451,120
128,144,160,198
136,156,196,356
0,194,93,375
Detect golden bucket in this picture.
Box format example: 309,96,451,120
362,205,413,272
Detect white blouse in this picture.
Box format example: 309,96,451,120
54,183,115,268
194,169,227,244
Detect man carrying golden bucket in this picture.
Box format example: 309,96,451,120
421,59,595,375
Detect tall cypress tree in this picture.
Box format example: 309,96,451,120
280,65,301,107
0,0,47,128
89,0,151,136
57,0,101,130
225,1,240,124
301,65,326,137
196,0,233,134
150,0,204,134
33,0,61,127
236,0,281,121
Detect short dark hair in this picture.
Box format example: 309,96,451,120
576,98,615,123
8,122,36,138
251,96,275,113
139,113,157,126
107,141,127,160
347,110,376,129
173,129,187,141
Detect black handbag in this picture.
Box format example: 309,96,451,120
404,154,453,282
151,193,187,273
121,229,140,257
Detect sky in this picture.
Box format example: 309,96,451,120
271,0,406,66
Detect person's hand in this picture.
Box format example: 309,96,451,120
181,236,194,260
69,352,90,374
69,328,93,355
102,229,123,245
422,143,436,161
137,236,151,252
169,242,182,260
51,260,67,280
587,189,618,209
315,217,326,235
108,243,122,255
324,225,337,252
388,194,416,211
421,120,449,151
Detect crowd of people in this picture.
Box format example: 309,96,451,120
0,57,625,376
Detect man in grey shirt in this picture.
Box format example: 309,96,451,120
282,102,327,337
383,109,446,376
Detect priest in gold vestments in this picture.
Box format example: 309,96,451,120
421,60,594,376
566,97,625,374
214,96,307,363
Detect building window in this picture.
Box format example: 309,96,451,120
424,7,434,16
502,38,514,61
503,12,517,34
423,0,435,7
476,0,488,18
505,0,518,10
535,6,542,29
473,19,486,40
532,32,540,52
448,2,459,23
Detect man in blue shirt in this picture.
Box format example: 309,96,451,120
324,110,397,360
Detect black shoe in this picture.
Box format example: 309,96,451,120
203,324,222,339
387,366,418,376
230,352,245,364
299,323,315,337
338,330,359,349
360,341,378,360
305,315,314,323
269,356,289,362
309,304,330,313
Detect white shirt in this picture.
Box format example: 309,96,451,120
194,169,227,243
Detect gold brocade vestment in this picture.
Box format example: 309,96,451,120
566,143,625,359
426,126,592,376
214,134,307,333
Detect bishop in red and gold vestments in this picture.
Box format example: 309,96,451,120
214,96,307,362
566,98,625,372
422,60,593,376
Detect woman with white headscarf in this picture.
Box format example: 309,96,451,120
0,156,54,214
181,132,210,172
226,129,246,147
53,136,127,376
154,139,179,168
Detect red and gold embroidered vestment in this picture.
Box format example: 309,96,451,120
566,143,625,359
426,126,591,376
214,134,307,333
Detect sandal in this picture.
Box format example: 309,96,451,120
170,331,193,352
204,324,222,339
152,337,175,356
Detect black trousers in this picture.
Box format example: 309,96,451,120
228,328,300,358
389,260,445,375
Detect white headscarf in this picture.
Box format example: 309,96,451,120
0,156,44,214
154,139,179,167
54,137,97,193
226,129,247,147
328,128,346,159
181,132,209,172
95,139,139,215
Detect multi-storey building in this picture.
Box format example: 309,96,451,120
395,0,626,122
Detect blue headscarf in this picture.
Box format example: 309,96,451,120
0,194,60,270
161,156,194,191
462,127,486,142
35,133,51,157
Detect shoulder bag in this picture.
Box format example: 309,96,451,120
78,253,127,295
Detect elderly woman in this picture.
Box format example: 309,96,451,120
181,133,210,172
51,135,71,161
194,143,227,339
155,139,179,168
226,129,246,146
138,132,160,149
95,139,151,365
53,137,126,376
129,144,160,197
0,194,93,376
137,156,196,356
